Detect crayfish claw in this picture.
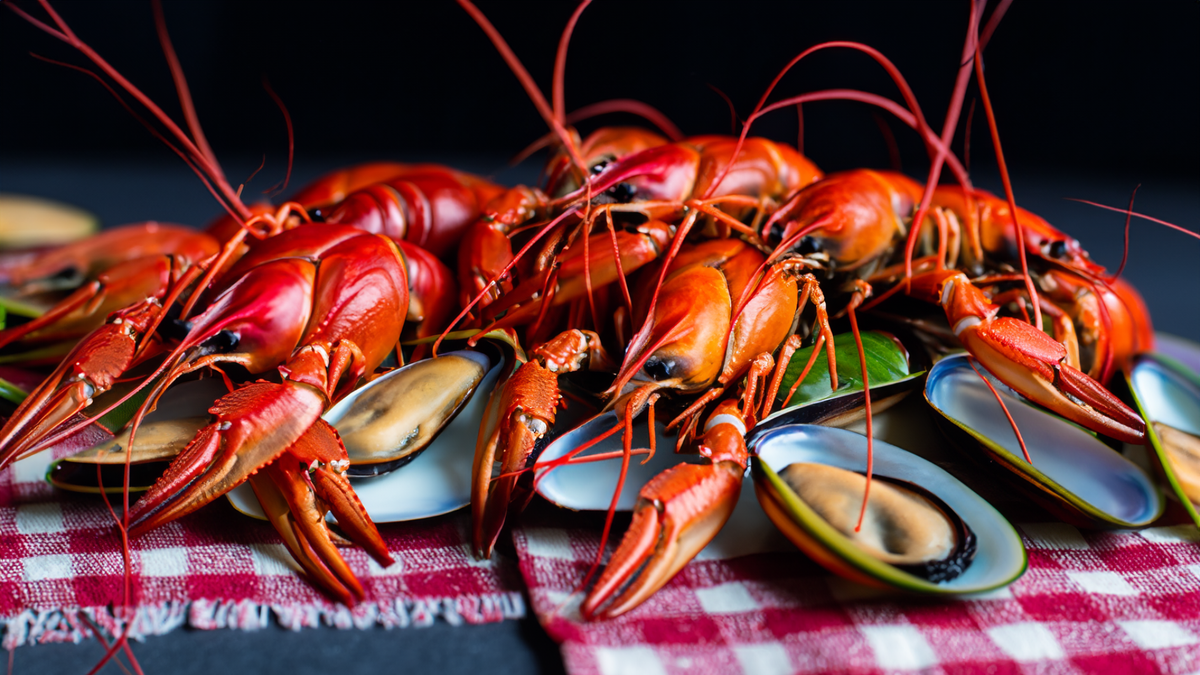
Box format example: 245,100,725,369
582,406,747,620
248,420,392,606
128,380,326,536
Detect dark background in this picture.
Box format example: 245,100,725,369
1,0,1197,178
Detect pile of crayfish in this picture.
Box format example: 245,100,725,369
1,0,1187,629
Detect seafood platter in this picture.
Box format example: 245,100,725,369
0,0,1196,656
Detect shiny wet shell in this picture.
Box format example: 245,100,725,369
333,353,486,476
1153,422,1200,505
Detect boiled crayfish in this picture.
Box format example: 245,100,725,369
453,0,1156,621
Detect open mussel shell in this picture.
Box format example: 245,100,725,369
46,378,229,494
926,353,1162,528
328,349,491,477
535,408,682,511
535,407,793,559
48,417,208,494
1126,353,1200,527
751,424,1026,594
227,349,505,523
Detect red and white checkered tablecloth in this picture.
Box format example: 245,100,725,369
513,505,1200,675
0,443,525,649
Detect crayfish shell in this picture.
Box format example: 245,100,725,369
926,353,1163,529
1127,352,1200,528
750,424,1026,594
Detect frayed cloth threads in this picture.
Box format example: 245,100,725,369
1,593,526,649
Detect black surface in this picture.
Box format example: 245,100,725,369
20,616,567,675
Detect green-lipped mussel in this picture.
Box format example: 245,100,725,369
926,353,1162,528
777,463,976,583
751,424,1026,593
1127,351,1200,527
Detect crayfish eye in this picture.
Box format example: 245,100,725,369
643,358,674,381
1048,240,1069,259
201,329,240,354
590,160,609,175
796,235,821,255
310,208,325,223
608,182,638,203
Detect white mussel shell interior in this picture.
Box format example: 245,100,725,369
227,350,503,522
926,353,1160,526
1130,358,1200,437
753,424,1026,593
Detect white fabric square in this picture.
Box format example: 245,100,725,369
1067,570,1138,596
733,643,792,675
695,582,759,614
861,625,939,670
1118,620,1199,649
24,553,73,581
522,527,578,561
595,646,668,675
140,547,189,577
1019,523,1089,549
15,502,63,534
11,453,53,487
1139,525,1200,544
988,623,1065,661
249,543,301,575
367,552,405,576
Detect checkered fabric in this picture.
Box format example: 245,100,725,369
0,444,525,648
514,509,1200,675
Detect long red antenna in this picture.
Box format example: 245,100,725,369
553,0,592,124
151,0,223,185
8,0,251,223
456,0,589,179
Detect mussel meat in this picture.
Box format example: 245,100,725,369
778,462,976,582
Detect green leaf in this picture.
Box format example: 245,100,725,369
0,377,27,406
87,378,157,433
775,331,910,408
0,294,47,319
0,304,6,330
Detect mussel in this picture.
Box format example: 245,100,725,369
926,353,1162,528
327,350,491,477
228,348,506,522
46,378,229,494
777,463,976,582
752,424,1026,593
48,417,208,493
49,347,505,522
1127,352,1200,526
